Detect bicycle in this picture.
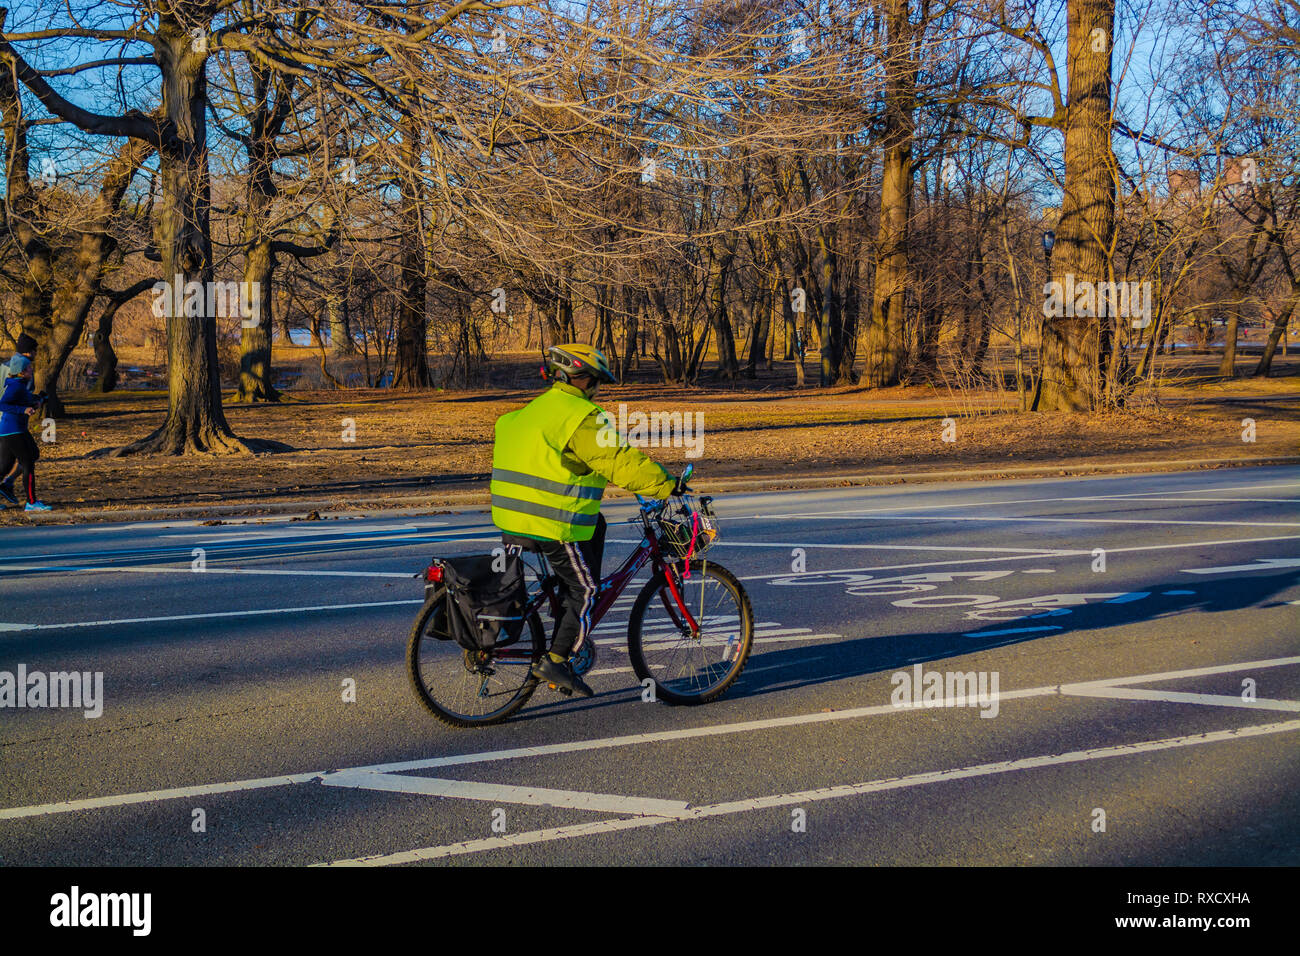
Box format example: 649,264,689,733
407,471,754,727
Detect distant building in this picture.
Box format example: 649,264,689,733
1215,157,1258,206
1167,168,1198,200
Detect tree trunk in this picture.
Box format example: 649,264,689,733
0,63,53,367
112,20,250,455
392,99,431,388
328,287,354,355
861,0,915,387
234,232,278,402
91,279,156,393
708,255,739,381
1034,0,1115,412
1219,309,1241,378
837,264,861,383
746,277,773,376
818,252,842,386
1254,289,1297,377
91,304,120,394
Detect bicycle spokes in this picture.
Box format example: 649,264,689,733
630,562,753,704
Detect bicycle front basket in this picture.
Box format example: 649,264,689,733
657,495,719,559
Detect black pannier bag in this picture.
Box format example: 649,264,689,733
436,553,528,652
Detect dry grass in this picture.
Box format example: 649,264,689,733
7,363,1296,522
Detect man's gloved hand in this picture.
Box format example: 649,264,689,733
674,474,693,495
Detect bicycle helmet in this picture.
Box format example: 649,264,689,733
544,343,616,385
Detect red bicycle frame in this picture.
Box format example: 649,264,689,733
490,523,701,661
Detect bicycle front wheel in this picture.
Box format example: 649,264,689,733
407,590,545,728
627,559,753,705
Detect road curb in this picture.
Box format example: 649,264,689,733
20,454,1299,525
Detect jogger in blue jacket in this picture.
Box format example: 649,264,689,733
0,350,50,511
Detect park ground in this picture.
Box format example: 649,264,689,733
6,349,1298,524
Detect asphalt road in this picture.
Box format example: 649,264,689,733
1,466,1297,866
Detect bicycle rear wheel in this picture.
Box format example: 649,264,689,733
407,590,545,727
627,559,753,705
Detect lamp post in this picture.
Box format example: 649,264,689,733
1041,230,1055,274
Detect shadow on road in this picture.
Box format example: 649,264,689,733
727,570,1300,700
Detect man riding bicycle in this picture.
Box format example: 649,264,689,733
491,343,682,699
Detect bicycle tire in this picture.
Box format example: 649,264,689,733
406,589,546,727
627,559,754,705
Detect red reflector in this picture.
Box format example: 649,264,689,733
425,565,444,583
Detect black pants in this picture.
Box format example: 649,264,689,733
504,514,606,659
0,431,38,505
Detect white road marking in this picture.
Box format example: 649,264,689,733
774,514,1300,529
319,816,676,866
167,523,427,540
1074,496,1300,504
0,532,497,567
0,773,321,821
4,657,1295,823
608,538,1069,554
319,719,1300,865
0,563,414,579
589,632,845,655
1061,686,1300,712
1072,655,1300,686
0,599,424,632
642,632,844,650
320,769,692,816
726,485,1300,522
1180,558,1300,575
738,534,1300,580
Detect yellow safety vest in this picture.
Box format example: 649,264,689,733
490,386,609,541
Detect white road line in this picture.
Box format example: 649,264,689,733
319,719,1300,865
320,769,692,816
0,599,424,632
168,524,424,540
763,514,1300,529
607,538,1069,554
727,483,1300,521
733,481,1300,520
737,534,1300,580
0,773,321,821
0,532,497,567
643,633,844,651
348,688,1056,776
588,632,844,656
0,563,414,579
1073,496,1300,504
1061,686,1300,712
5,657,1293,823
1068,655,1300,687
1181,558,1300,575
319,816,675,866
